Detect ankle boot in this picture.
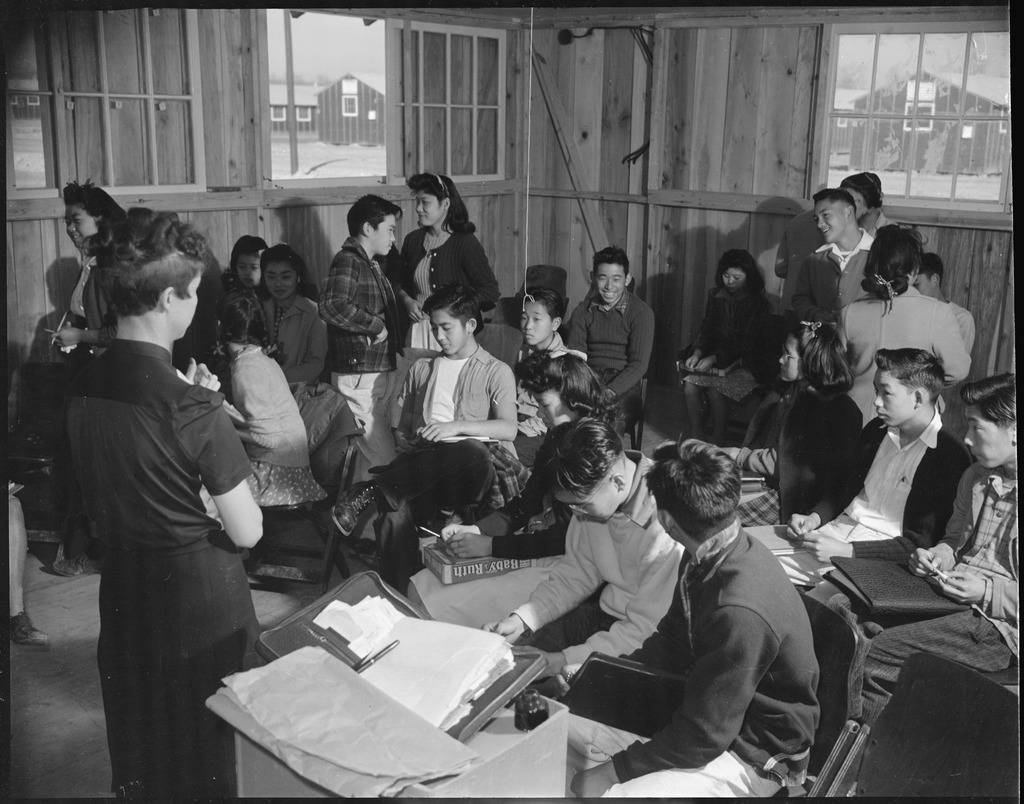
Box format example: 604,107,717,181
331,481,379,536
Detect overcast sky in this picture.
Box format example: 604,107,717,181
266,11,386,84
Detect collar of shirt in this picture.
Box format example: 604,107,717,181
588,291,631,315
886,407,942,452
615,452,656,527
815,228,874,259
691,519,740,565
342,236,377,267
987,468,1018,501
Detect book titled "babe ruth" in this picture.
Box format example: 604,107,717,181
422,541,537,585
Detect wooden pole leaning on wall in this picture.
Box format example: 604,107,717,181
530,49,612,278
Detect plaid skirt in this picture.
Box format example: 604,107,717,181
481,442,530,512
738,486,781,527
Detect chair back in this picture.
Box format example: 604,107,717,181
517,264,569,310
801,594,860,778
477,322,524,370
855,652,1019,797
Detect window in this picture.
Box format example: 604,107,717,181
296,106,311,122
823,24,1009,208
6,9,204,195
342,95,357,117
270,106,286,122
393,21,506,179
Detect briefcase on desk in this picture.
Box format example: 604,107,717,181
256,570,546,743
561,653,687,738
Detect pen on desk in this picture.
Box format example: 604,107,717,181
354,639,399,673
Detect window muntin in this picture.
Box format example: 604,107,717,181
824,25,1009,210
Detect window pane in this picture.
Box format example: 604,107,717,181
63,96,106,181
477,37,499,106
966,32,1009,117
834,34,873,111
423,32,447,104
108,98,150,185
920,33,965,113
423,106,446,172
156,99,194,184
826,116,865,184
477,108,497,174
6,18,50,91
10,100,56,188
862,119,910,197
62,12,102,92
402,106,420,177
451,35,473,106
451,107,472,174
265,11,387,180
955,120,1007,201
150,9,188,96
872,34,919,113
103,10,145,94
909,120,956,199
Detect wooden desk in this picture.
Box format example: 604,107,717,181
208,691,568,797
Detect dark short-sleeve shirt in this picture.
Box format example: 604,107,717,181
66,339,253,551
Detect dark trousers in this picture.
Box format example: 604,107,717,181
374,440,496,593
828,592,1013,724
597,368,642,441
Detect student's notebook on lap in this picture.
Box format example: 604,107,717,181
561,653,687,739
828,557,969,617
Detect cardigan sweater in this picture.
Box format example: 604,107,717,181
566,292,655,396
691,286,773,383
612,526,818,786
738,381,863,521
397,228,500,309
262,295,326,384
811,416,971,561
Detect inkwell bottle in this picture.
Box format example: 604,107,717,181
514,688,549,731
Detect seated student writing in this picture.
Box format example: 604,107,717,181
330,283,526,593
724,321,862,526
483,418,683,679
569,439,819,798
220,291,325,507
786,348,970,588
515,286,587,466
827,373,1017,724
566,246,654,435
407,353,617,627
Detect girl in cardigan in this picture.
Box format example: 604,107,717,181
396,172,500,349
220,291,325,507
681,248,771,445
727,322,863,526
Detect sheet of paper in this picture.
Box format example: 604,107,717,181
312,596,404,657
222,646,479,796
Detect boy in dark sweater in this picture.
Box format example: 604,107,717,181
788,348,970,589
566,246,654,433
569,438,819,797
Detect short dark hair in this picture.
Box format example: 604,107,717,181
63,179,126,224
874,348,945,402
648,438,740,541
98,210,209,318
229,235,268,272
961,373,1016,427
219,290,269,348
259,243,318,301
422,283,484,332
920,252,945,282
521,285,566,321
862,225,923,300
715,248,764,294
789,322,853,395
840,172,884,210
812,187,857,210
407,173,475,234
515,352,617,423
548,418,624,497
592,246,630,275
347,194,403,237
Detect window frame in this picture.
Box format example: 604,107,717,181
816,20,1010,215
342,95,358,117
295,105,312,123
270,105,286,122
6,9,206,199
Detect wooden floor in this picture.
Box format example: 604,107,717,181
7,384,691,798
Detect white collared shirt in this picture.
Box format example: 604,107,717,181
844,409,943,538
815,229,874,273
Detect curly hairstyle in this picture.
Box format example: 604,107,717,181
961,373,1016,427
258,243,319,302
515,352,618,424
96,210,210,318
715,248,764,294
407,172,475,234
219,290,269,348
62,179,126,224
648,437,740,540
789,322,853,395
840,171,884,211
862,225,923,301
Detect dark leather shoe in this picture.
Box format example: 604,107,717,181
331,481,379,536
10,611,49,648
